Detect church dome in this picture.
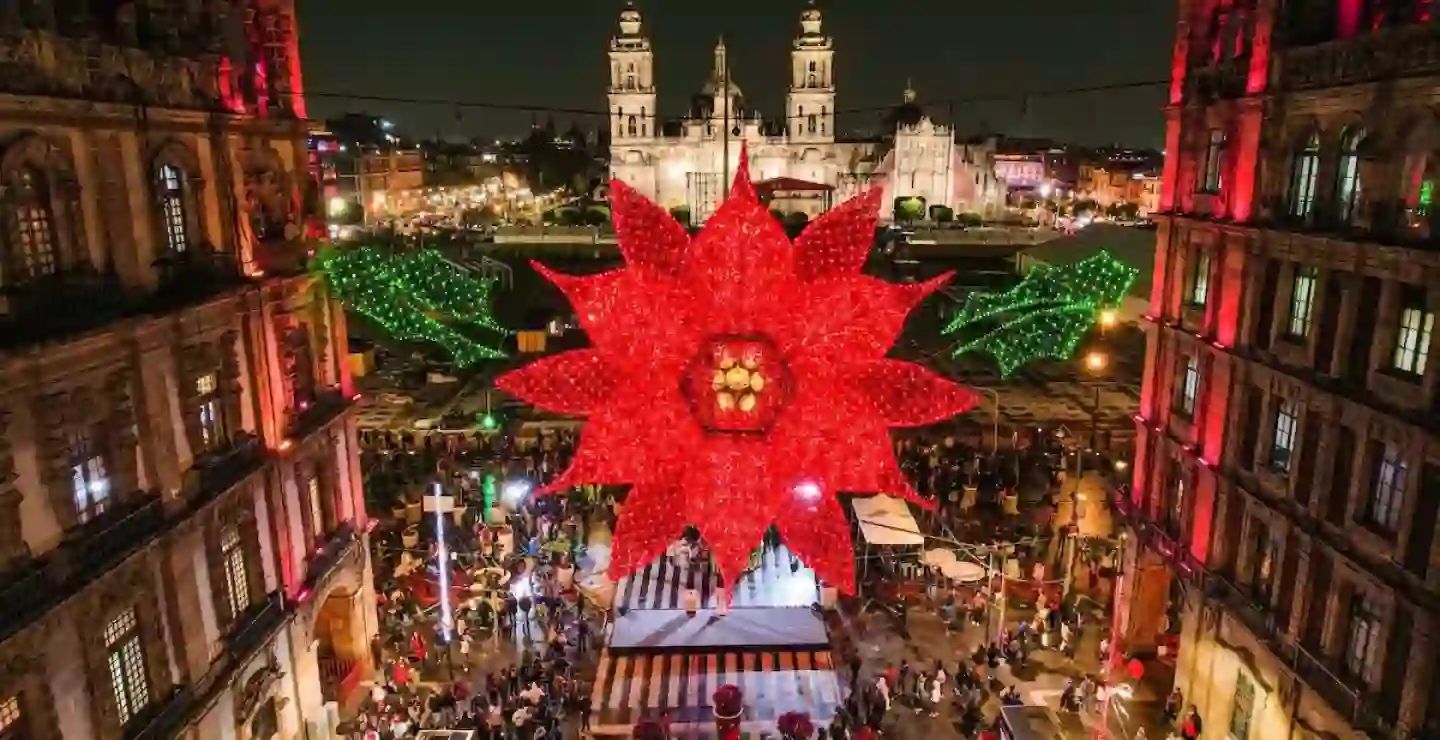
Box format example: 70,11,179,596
700,78,744,98
887,82,925,128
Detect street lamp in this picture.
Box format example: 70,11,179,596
1098,308,1118,330
1085,350,1110,373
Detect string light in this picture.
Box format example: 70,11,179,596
316,245,507,365
495,145,976,595
943,251,1137,376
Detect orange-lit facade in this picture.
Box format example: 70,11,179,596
1119,0,1440,738
0,2,377,739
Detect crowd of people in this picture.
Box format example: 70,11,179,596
340,421,1138,739
345,428,609,739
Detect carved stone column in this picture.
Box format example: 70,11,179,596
103,368,140,497
35,388,82,531
219,330,245,440
0,401,22,567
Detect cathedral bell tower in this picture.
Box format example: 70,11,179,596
608,2,656,142
786,1,834,143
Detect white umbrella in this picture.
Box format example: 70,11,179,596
922,548,959,567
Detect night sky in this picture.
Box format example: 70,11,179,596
297,0,1175,147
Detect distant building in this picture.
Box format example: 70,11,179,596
1077,164,1162,216
358,149,425,222
604,2,1005,222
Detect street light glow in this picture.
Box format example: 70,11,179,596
501,480,532,508
1098,308,1118,328
1085,350,1109,372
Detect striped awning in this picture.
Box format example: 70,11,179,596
590,649,842,735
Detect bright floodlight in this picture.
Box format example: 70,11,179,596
502,480,532,508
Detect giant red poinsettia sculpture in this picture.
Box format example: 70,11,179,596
496,152,976,594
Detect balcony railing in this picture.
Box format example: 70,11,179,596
131,592,289,740
1123,475,1400,736
180,434,265,511
0,491,166,642
304,520,360,594
1281,22,1440,91
0,253,249,352
288,389,352,441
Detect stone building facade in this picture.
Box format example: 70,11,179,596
0,2,378,739
1118,1,1440,738
605,2,1007,222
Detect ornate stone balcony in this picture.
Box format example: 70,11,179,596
288,388,353,442
0,251,249,352
1280,22,1440,92
0,31,224,109
303,520,361,598
0,490,166,643
179,434,265,512
132,592,289,740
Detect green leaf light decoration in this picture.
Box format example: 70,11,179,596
315,245,508,365
944,251,1138,376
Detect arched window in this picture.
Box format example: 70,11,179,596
627,115,637,137
820,106,827,135
1335,127,1365,223
8,168,58,284
617,108,625,137
1289,133,1321,218
639,107,647,137
158,164,189,252
808,114,817,134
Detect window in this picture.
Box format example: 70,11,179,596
1392,291,1434,377
157,164,188,253
1336,128,1365,223
104,607,150,726
1287,266,1318,338
1165,461,1188,536
307,474,326,539
1289,133,1321,218
1202,129,1225,192
1368,446,1407,532
195,373,227,452
1229,672,1255,740
221,526,251,619
626,115,637,137
1254,533,1276,602
9,168,57,283
1189,251,1212,307
1344,597,1381,683
285,326,317,412
820,106,827,136
0,695,22,740
69,430,110,523
807,114,817,134
1271,400,1299,473
1177,354,1201,418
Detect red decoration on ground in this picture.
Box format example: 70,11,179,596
496,147,976,593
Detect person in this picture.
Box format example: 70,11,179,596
1181,705,1203,739
682,587,699,617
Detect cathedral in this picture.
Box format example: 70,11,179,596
606,2,1007,222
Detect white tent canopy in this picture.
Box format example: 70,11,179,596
851,495,924,546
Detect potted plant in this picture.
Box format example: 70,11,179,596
712,684,744,737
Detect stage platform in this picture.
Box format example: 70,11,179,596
615,544,819,613
609,607,829,651
589,648,841,736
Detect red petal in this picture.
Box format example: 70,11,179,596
609,180,689,275
684,193,794,332
533,262,697,361
610,483,688,579
685,440,778,585
779,272,952,362
852,360,977,427
494,350,612,416
792,187,884,281
774,485,856,595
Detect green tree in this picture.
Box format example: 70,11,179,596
930,205,955,223
584,205,612,226
669,205,692,225
894,197,926,223
1073,198,1099,216
958,211,984,227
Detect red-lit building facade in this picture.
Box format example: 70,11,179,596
0,2,377,739
1119,0,1440,737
